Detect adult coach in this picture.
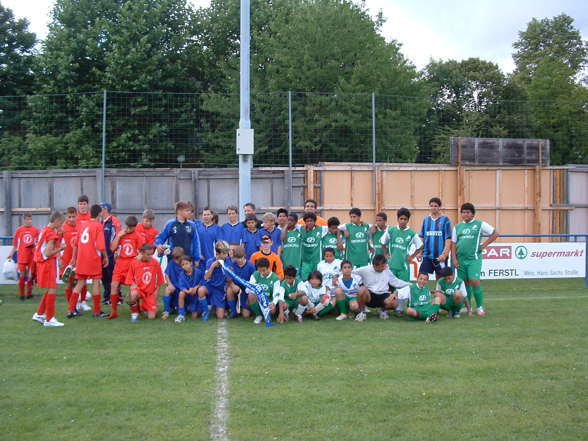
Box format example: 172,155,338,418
297,199,327,227
100,202,121,304
419,197,452,278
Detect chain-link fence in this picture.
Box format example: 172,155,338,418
0,91,586,169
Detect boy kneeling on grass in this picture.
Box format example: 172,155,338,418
332,260,362,321
247,257,284,324
397,272,443,323
436,266,470,318
126,243,165,323
278,265,308,323
175,255,205,323
297,270,336,320
201,240,238,320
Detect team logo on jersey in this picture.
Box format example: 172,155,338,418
23,233,33,244
122,243,134,256
287,236,297,243
463,228,471,234
142,272,153,284
395,237,405,244
472,224,479,230
355,232,365,239
306,237,316,243
172,226,177,234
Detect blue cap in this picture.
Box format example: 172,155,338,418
99,202,112,212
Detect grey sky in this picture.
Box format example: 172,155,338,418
4,0,587,74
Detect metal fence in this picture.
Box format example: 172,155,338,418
1,91,586,170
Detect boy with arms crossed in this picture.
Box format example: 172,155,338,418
31,211,66,327
451,202,498,316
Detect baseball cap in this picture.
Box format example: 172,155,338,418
260,234,272,243
99,202,112,212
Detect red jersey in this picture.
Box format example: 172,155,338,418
34,226,58,263
115,230,145,260
135,223,159,246
13,225,39,264
126,258,164,294
60,222,78,265
76,211,91,223
75,219,106,275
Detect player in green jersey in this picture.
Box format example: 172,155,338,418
280,213,302,272
339,207,373,268
247,257,285,324
397,272,443,323
436,267,470,318
381,208,423,282
321,217,344,259
278,265,308,322
451,203,498,317
299,212,327,280
369,212,388,257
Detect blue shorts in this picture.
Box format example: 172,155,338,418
185,294,200,313
239,291,252,312
420,257,450,276
206,284,227,308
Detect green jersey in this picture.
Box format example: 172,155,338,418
321,231,343,259
403,283,432,308
251,271,280,301
382,226,420,270
280,278,301,299
453,219,494,261
371,227,386,256
437,277,465,296
300,226,324,266
281,228,302,270
343,223,370,267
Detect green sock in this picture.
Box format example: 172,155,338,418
318,303,335,317
473,285,484,308
453,302,464,313
251,302,262,317
336,299,349,315
466,285,473,305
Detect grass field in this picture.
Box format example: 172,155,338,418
1,279,587,441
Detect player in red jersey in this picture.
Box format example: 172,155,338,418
126,243,165,322
6,213,39,300
135,209,158,246
106,215,145,318
67,204,109,318
75,195,92,309
58,207,78,303
31,211,66,327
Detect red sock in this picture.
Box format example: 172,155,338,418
45,293,56,321
18,276,25,297
68,292,80,313
36,292,47,315
26,279,33,296
130,303,139,314
81,285,88,301
110,294,119,314
65,288,72,303
92,294,101,314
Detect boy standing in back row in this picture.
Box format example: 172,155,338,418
381,208,423,282
339,208,372,268
419,198,452,278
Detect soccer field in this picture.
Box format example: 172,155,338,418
1,279,587,441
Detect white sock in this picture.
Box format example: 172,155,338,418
294,304,306,316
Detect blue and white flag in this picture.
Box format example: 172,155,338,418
219,260,272,327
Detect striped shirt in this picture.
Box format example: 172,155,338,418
419,215,452,259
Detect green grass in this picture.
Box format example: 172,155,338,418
1,279,587,441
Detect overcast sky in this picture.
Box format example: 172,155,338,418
3,0,587,74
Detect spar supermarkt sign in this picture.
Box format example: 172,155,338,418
478,242,585,279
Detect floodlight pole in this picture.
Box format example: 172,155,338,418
237,0,253,221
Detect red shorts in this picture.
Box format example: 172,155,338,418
139,291,158,312
36,260,57,289
17,261,36,273
75,273,102,280
112,258,133,284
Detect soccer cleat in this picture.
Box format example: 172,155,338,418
453,312,461,319
43,317,64,327
78,301,92,311
66,310,81,318
295,314,303,323
61,265,74,282
105,313,118,319
93,311,109,318
175,315,185,323
312,313,320,320
26,294,33,299
32,313,45,323
425,313,438,324
228,311,239,319
19,296,25,302
394,309,403,318
335,314,348,321
117,296,124,305
379,309,390,320
355,312,367,322
130,314,139,323
161,311,169,320
201,309,210,322
253,315,263,324
102,298,111,305
476,307,486,317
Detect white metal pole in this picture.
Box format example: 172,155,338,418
238,0,252,221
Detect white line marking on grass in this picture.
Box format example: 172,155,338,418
211,320,230,441
491,295,587,301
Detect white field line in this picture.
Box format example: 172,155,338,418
211,319,230,441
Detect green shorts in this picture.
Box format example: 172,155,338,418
413,304,440,320
441,295,463,312
300,260,318,281
391,267,410,282
284,297,299,310
457,258,483,281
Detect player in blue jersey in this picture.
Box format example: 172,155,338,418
240,214,262,259
220,205,244,255
228,245,256,318
195,207,221,266
259,212,282,255
174,255,204,323
200,240,238,320
155,201,202,264
419,197,452,278
161,246,185,319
